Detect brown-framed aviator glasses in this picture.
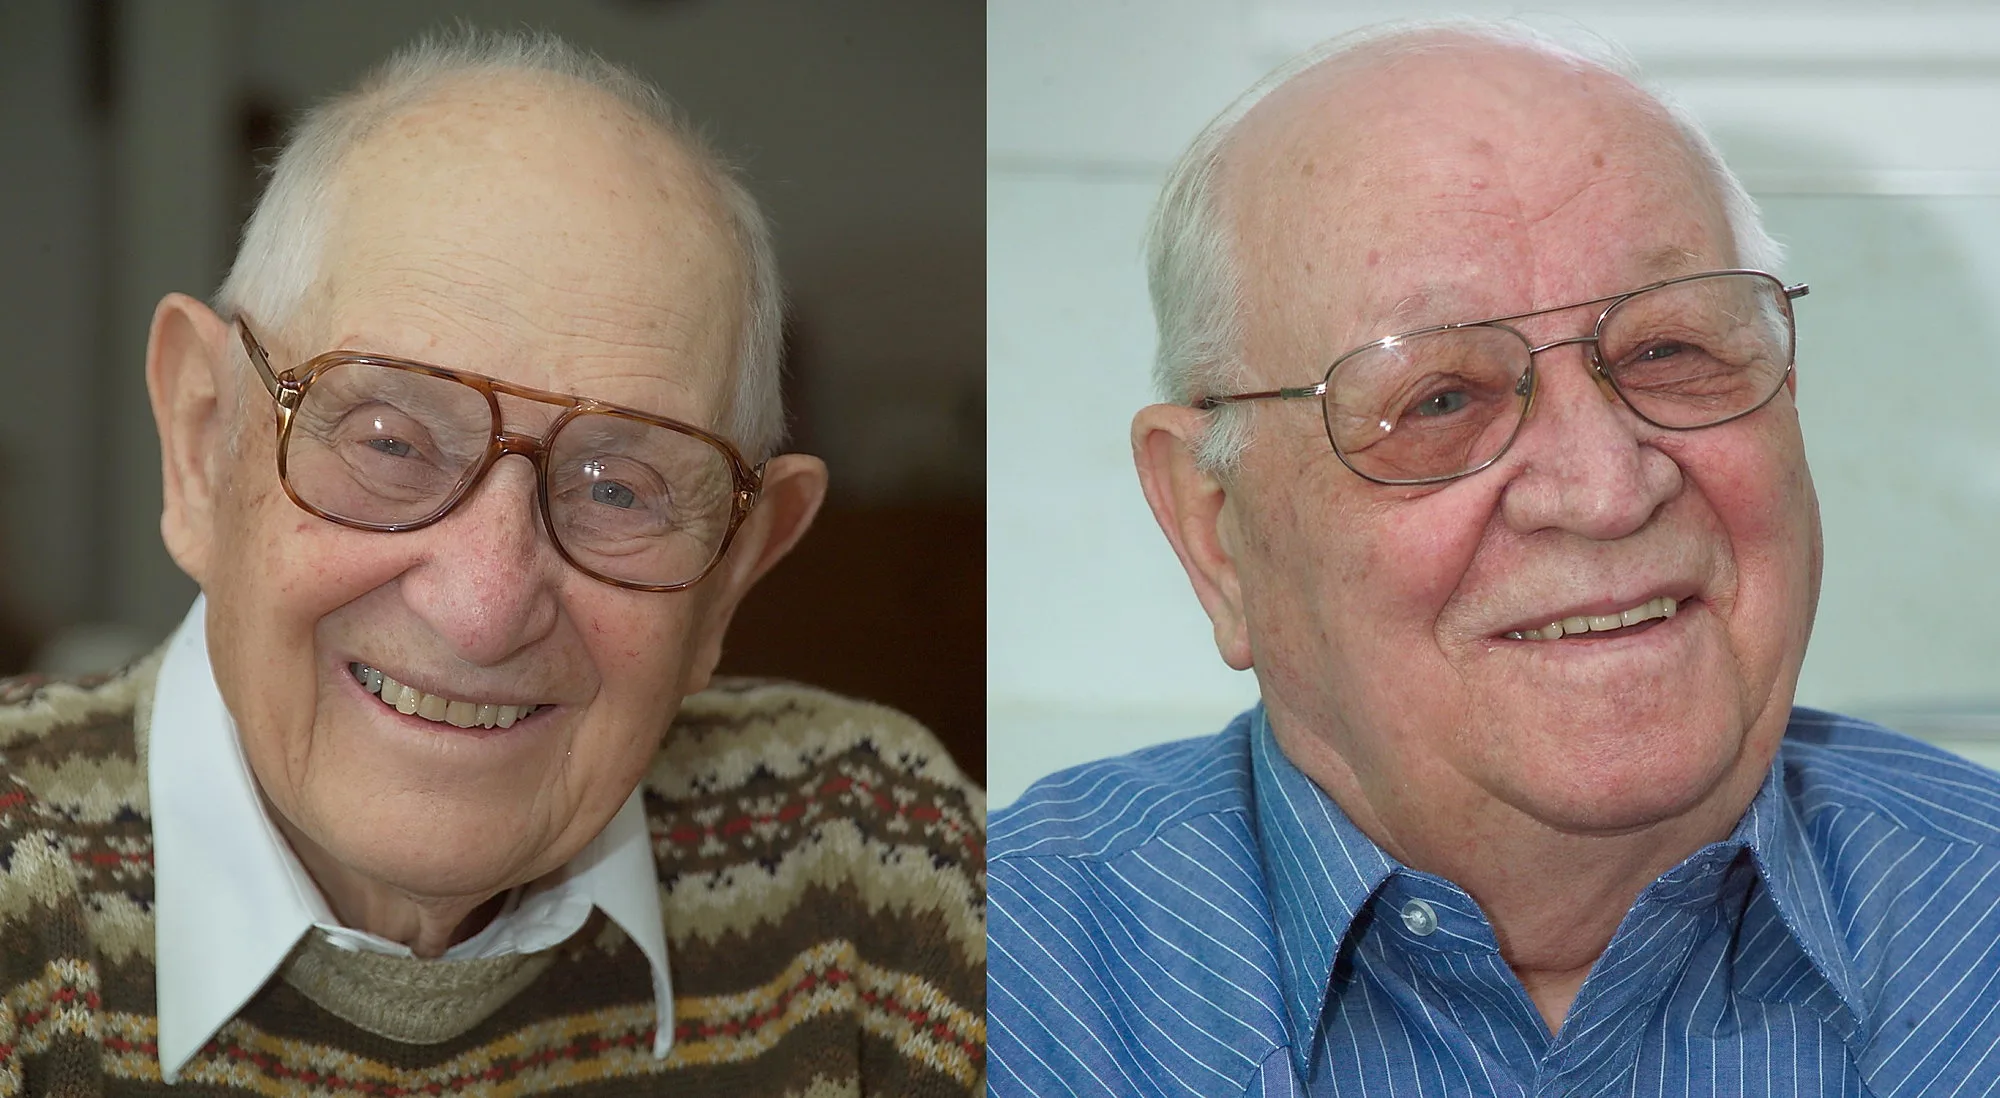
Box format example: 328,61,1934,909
236,319,763,592
1198,269,1809,486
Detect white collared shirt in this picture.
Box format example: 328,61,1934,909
147,598,673,1083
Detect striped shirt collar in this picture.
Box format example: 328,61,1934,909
1246,704,1868,1079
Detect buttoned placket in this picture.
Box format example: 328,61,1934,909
1338,871,1550,1087
1536,847,1754,1094
1316,848,1756,1096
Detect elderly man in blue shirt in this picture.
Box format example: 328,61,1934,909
990,20,2000,1097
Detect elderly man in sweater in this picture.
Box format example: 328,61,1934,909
0,31,983,1096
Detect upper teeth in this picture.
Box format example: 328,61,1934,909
1505,596,1678,641
350,663,539,729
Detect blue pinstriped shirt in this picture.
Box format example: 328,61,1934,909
990,706,2000,1096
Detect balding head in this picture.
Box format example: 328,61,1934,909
1148,22,1779,469
301,70,745,436
219,31,785,459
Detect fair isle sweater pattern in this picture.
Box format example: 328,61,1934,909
0,655,985,1096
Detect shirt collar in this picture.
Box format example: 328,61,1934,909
1730,755,1868,1035
1248,703,1868,1078
1247,707,1396,1074
149,597,673,1082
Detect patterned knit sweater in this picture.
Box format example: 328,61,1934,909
0,654,985,1096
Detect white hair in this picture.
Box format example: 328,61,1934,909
1146,19,1786,472
215,28,787,459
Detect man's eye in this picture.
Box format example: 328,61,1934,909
364,437,417,458
590,480,640,509
1634,341,1689,363
1413,390,1471,417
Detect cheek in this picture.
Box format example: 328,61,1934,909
1370,490,1496,612
1673,417,1809,564
215,517,418,755
555,599,702,809
1679,424,1818,651
584,608,666,678
1241,475,1495,686
217,451,415,606
574,592,701,713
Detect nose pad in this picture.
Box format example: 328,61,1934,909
1527,335,1624,408
1584,354,1623,405
495,431,544,461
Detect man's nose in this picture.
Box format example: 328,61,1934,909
1497,342,1681,540
399,455,561,665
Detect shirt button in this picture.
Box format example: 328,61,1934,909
1400,899,1438,936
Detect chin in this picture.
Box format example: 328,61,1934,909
304,788,569,903
1517,753,1739,836
1478,692,1760,836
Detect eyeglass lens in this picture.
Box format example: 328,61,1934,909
283,361,737,588
1322,273,1794,483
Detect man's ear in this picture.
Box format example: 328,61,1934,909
1132,404,1254,670
148,293,236,587
681,453,830,692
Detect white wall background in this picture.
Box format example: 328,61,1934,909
989,0,2000,806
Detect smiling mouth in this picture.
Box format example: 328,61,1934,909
348,663,544,730
1504,596,1679,642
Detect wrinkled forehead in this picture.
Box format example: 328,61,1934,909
1221,40,1734,356
301,73,745,424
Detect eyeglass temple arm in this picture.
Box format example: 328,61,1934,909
1195,383,1327,410
235,319,286,399
1784,283,1809,300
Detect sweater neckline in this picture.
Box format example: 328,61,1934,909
279,927,564,1044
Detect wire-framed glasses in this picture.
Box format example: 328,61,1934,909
1198,269,1809,485
236,319,763,592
